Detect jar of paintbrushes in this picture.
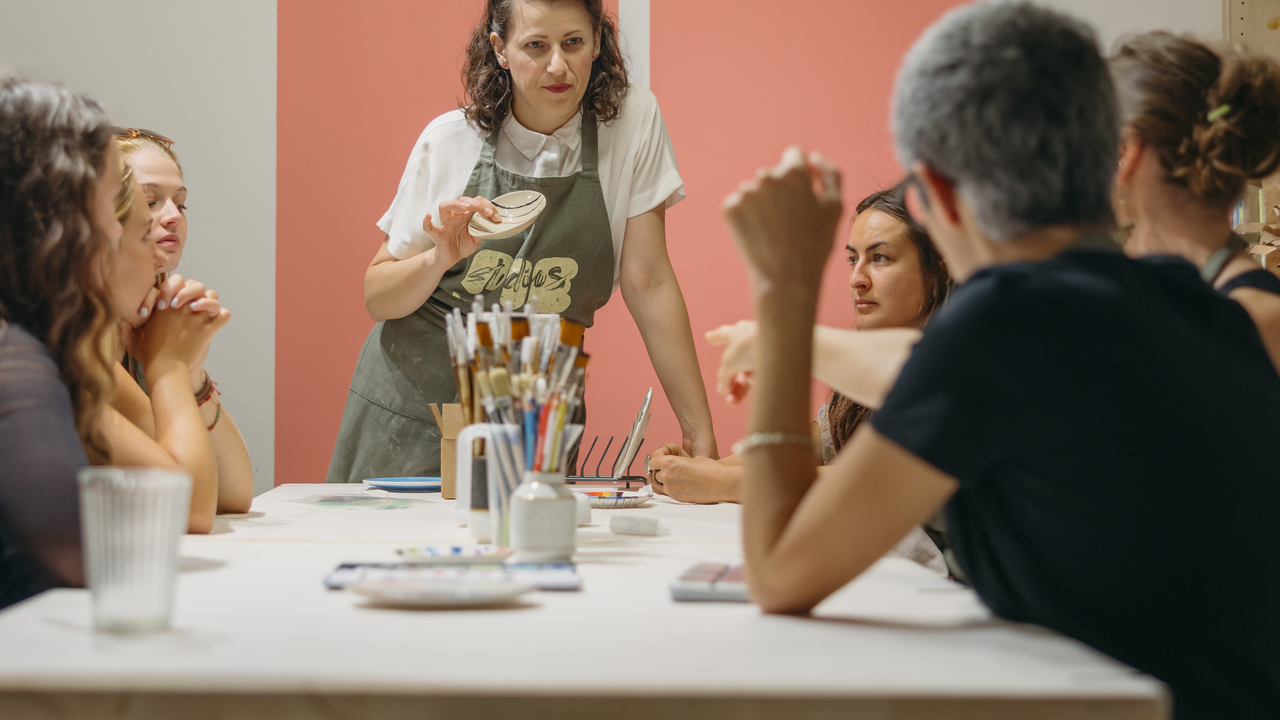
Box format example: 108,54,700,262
445,297,589,555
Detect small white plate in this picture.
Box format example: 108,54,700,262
350,578,534,608
469,191,546,240
363,477,441,492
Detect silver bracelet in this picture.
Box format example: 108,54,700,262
732,432,813,455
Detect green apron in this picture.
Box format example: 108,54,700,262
326,118,614,483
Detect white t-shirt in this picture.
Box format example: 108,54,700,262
377,85,685,289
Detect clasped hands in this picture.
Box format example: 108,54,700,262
126,274,231,391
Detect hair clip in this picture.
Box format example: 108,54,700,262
111,126,175,147
1207,104,1231,122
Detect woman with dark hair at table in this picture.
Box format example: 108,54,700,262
649,188,953,575
1111,32,1280,370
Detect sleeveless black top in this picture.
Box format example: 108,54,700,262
1219,269,1280,297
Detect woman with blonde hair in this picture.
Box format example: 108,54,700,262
116,129,186,273
113,127,254,511
102,133,240,532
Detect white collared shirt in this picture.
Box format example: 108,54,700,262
377,86,685,289
500,108,581,178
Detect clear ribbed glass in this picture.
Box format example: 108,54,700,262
77,468,192,633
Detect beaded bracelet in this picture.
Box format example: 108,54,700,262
731,431,814,455
195,374,220,407
206,402,223,432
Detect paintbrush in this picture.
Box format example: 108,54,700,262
474,368,523,484
488,365,519,428
474,320,497,373
548,319,585,391
535,313,559,374
489,304,510,371
558,423,585,475
445,315,474,425
509,316,530,383
545,394,570,472
478,320,528,474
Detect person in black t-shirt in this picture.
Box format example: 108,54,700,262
719,5,1280,719
1111,32,1280,372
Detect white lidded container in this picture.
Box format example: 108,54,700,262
510,471,577,563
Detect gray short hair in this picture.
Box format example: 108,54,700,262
892,2,1118,241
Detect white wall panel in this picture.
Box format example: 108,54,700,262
618,0,651,87
0,1,278,494
1034,0,1223,49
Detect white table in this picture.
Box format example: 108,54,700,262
0,484,1167,719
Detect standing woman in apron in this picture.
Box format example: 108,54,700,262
327,0,718,482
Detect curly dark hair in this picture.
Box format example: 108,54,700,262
461,0,629,133
1111,32,1280,205
0,77,117,463
827,188,953,454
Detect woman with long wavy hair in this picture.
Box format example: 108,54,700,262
328,0,717,482
0,78,118,608
648,188,954,575
0,78,234,608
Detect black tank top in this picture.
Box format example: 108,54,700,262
1219,269,1280,298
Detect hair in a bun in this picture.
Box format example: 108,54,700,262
1110,32,1280,205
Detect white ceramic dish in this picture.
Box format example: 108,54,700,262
363,477,441,492
349,578,534,609
469,190,546,240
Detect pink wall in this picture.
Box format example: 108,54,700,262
277,0,485,484
587,0,964,461
277,0,961,484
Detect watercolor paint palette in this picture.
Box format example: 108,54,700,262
396,545,512,564
578,490,652,509
325,562,582,591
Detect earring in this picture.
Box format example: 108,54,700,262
1113,195,1134,244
